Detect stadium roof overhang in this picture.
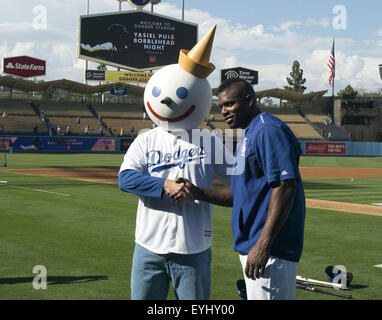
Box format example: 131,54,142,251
0,75,145,96
0,75,327,102
212,87,328,102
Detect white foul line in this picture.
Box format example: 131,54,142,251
0,181,71,197
375,264,382,268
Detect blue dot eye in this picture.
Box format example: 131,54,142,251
176,87,188,99
152,86,161,97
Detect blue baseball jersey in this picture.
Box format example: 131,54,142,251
231,112,306,262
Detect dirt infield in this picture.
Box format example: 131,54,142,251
306,199,382,217
299,167,382,179
9,167,121,185
9,167,382,217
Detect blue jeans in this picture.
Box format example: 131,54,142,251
131,243,211,300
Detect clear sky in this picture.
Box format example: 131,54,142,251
0,0,381,94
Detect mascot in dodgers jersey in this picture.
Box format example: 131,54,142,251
118,25,233,300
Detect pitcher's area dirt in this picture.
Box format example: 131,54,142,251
9,166,382,217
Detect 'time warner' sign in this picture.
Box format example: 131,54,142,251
3,56,46,78
306,142,346,154
221,67,258,85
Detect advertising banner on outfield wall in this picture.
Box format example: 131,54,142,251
0,136,115,152
305,142,346,154
78,10,197,71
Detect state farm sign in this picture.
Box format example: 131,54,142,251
3,56,46,78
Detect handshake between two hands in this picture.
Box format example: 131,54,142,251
163,177,198,204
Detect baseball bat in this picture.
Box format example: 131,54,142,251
296,275,345,290
296,283,353,299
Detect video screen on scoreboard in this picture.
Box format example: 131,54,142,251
78,10,198,71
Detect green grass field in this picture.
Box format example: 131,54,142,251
0,153,381,300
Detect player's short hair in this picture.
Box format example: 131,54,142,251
218,78,256,99
218,78,257,106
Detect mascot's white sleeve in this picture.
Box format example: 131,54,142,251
119,134,147,174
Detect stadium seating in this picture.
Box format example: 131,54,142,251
0,99,36,115
47,116,101,136
37,101,93,117
208,103,322,140
102,118,154,135
0,98,326,140
304,113,331,125
92,103,144,118
0,115,47,135
287,123,322,139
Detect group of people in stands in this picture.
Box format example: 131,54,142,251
37,111,107,137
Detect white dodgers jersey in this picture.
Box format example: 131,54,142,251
119,127,233,254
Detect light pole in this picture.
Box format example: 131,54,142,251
117,0,127,11
116,1,129,103
85,0,90,85
182,0,184,20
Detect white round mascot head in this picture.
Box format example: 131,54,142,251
144,25,217,131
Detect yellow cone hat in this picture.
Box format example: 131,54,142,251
178,24,216,79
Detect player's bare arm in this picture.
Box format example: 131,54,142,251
245,179,297,279
175,177,233,207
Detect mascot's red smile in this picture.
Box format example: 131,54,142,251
147,101,195,122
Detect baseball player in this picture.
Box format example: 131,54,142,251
177,78,306,300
